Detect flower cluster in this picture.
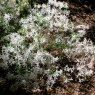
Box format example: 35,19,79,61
0,0,95,93
4,13,13,23
20,0,73,43
63,25,95,82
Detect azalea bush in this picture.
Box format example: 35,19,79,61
0,0,95,93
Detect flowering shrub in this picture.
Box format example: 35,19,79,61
0,0,95,93
1,0,68,91
63,25,95,82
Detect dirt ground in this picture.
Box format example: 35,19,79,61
67,0,95,28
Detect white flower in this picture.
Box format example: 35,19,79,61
85,70,93,76
76,25,89,30
55,1,63,9
78,78,84,83
54,69,63,77
42,4,47,8
37,4,41,8
7,46,15,52
4,13,12,23
87,58,95,69
47,76,55,85
40,37,47,43
77,30,86,37
64,78,69,83
63,2,68,9
77,65,84,71
54,22,62,27
9,33,24,45
34,37,38,43
48,0,56,5
27,29,37,37
34,50,58,65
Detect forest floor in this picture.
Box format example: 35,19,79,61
68,0,95,27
